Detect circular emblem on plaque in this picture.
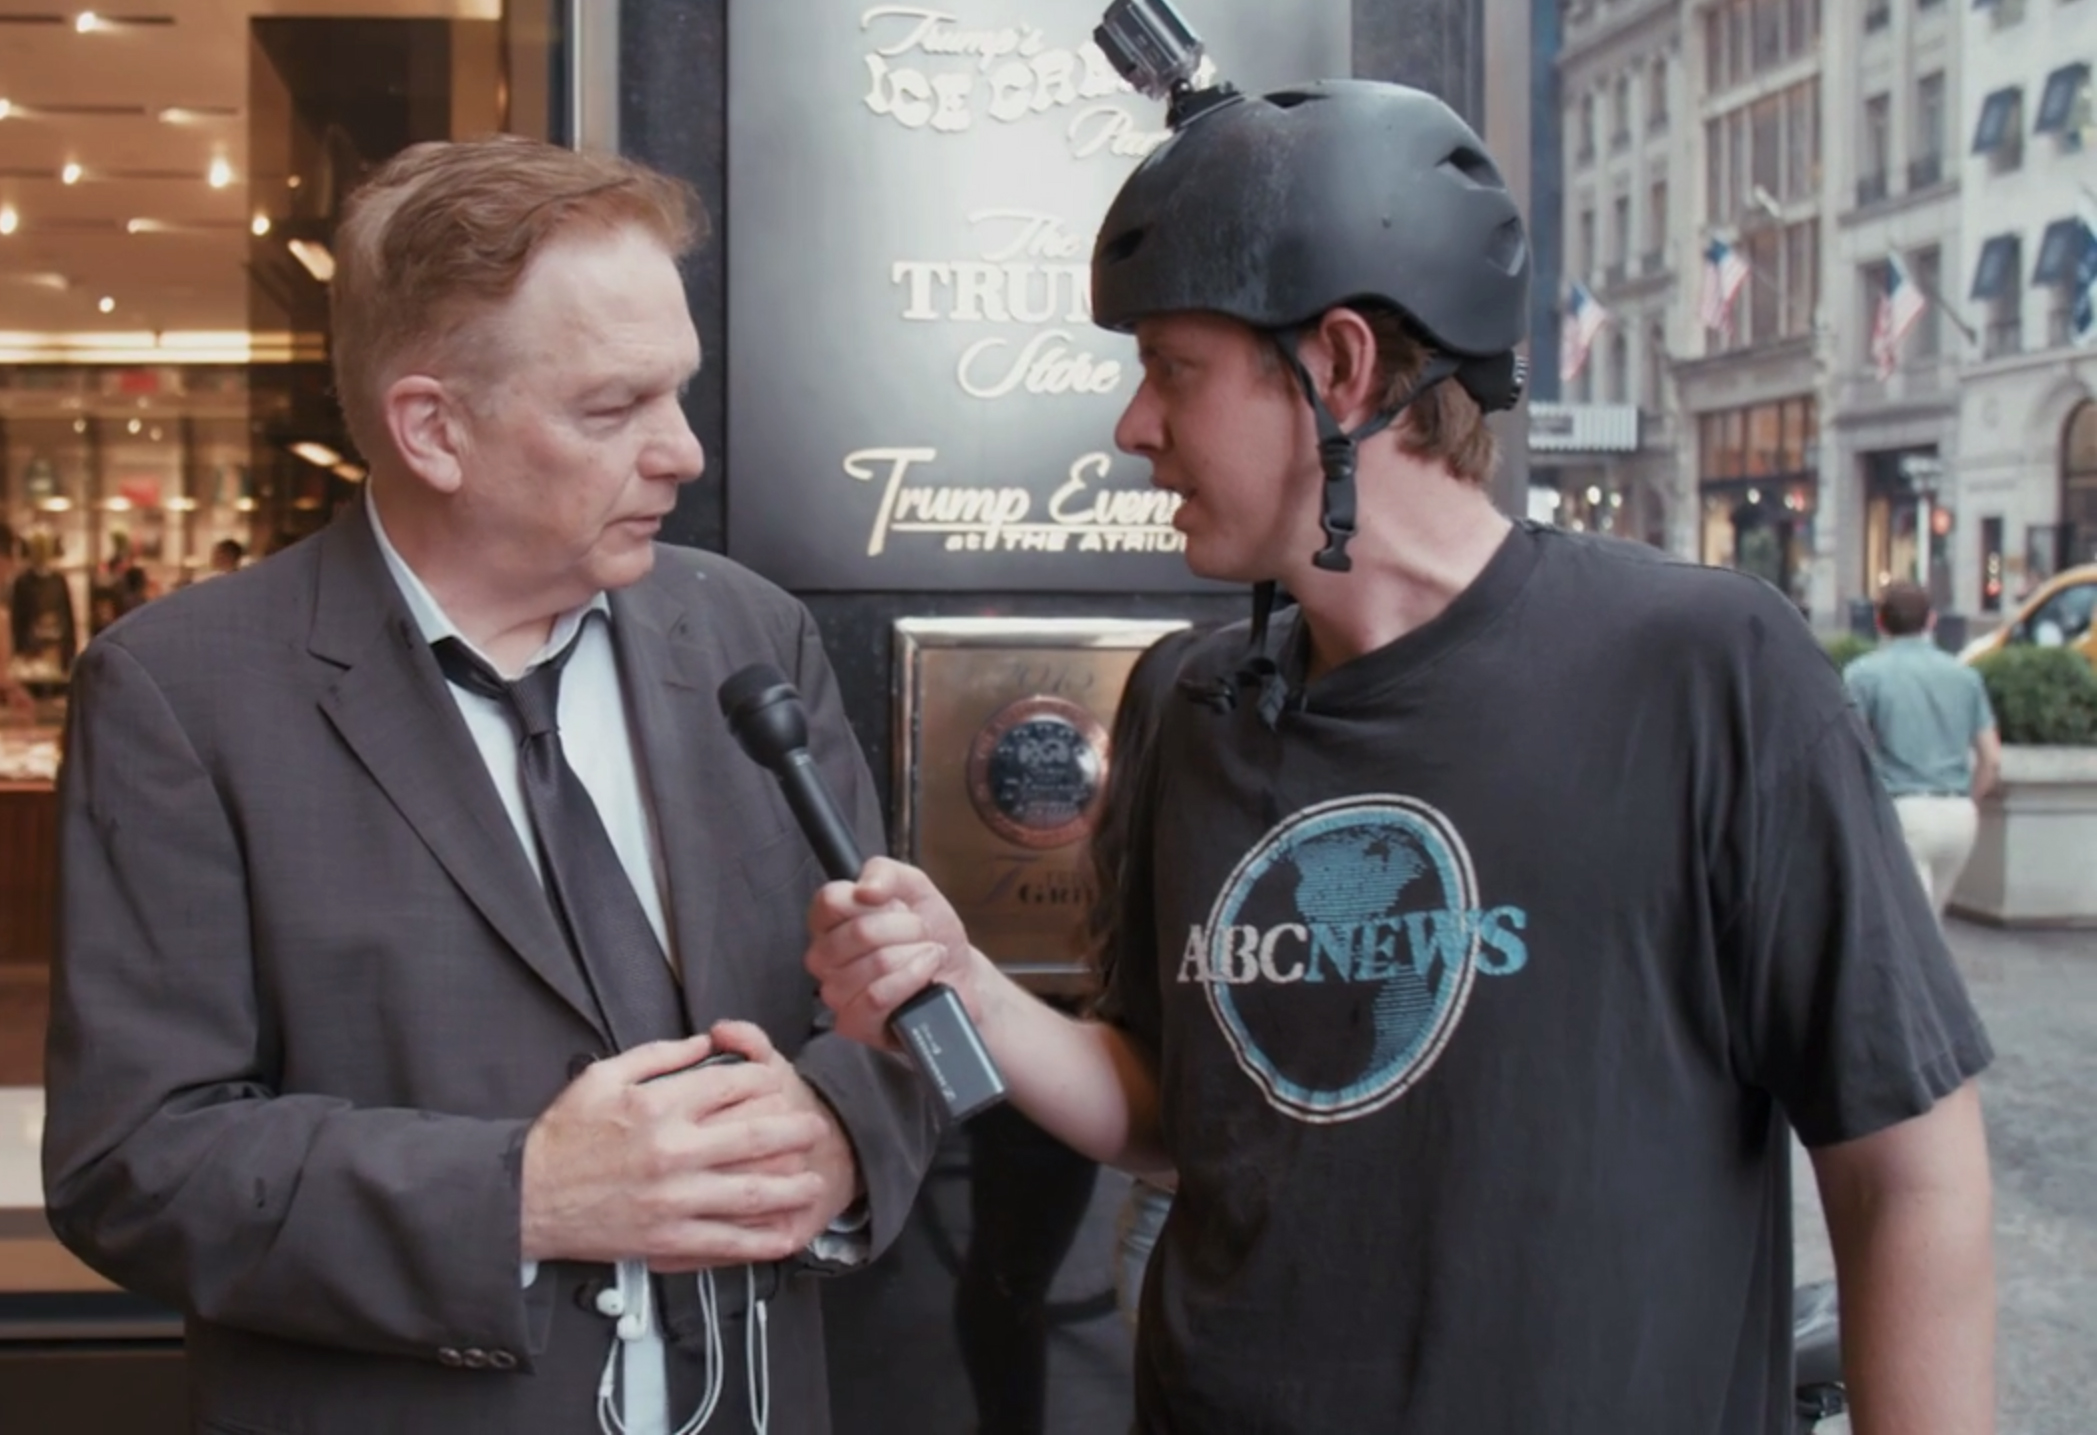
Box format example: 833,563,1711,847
965,696,1109,850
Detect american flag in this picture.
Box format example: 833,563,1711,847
1559,280,1611,385
1700,237,1750,337
1870,253,1929,380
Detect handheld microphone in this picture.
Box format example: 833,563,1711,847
719,663,1008,1122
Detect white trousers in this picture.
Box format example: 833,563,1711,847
1893,794,1979,918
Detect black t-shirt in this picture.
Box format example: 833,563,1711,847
1097,523,1991,1434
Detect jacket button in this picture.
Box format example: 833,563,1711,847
437,1347,464,1367
462,1348,489,1369
489,1349,518,1371
567,1053,601,1080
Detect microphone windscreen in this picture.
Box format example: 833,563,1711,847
718,662,791,723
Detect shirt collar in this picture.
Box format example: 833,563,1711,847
366,487,609,675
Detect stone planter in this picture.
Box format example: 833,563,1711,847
1950,746,2097,927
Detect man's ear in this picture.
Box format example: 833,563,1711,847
1305,307,1383,430
382,375,467,495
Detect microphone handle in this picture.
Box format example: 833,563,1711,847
771,746,1007,1122
777,750,865,881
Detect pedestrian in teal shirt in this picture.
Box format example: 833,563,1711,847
1844,581,2001,916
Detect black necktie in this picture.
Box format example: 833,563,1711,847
434,617,687,1052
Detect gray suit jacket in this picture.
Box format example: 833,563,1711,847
43,501,941,1434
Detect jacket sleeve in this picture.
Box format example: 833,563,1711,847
776,602,946,1263
42,637,548,1367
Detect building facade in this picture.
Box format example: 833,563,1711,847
1953,0,2097,618
1556,0,2095,634
1551,0,1685,549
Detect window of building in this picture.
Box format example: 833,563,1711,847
1864,0,1891,32
1911,246,1942,359
1971,232,2024,357
1608,331,1629,403
1579,206,1597,279
1612,194,1632,278
1698,397,1819,604
1783,219,1818,338
2034,217,2094,348
1580,91,1598,162
1792,0,1821,55
1752,0,1785,68
1645,323,1668,410
1912,71,1946,188
1786,81,1820,202
1860,93,1891,205
1649,56,1669,131
1751,94,1783,204
1748,228,1782,339
1707,83,1815,226
1972,86,2024,172
1612,74,1632,149
1647,179,1669,272
2035,63,2091,150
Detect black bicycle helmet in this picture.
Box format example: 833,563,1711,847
1092,79,1531,578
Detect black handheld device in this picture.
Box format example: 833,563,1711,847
718,664,1009,1123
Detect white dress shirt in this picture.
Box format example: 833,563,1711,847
367,492,680,1434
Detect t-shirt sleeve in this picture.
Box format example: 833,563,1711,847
1722,698,1994,1147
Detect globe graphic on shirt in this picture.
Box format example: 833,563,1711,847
1203,796,1485,1123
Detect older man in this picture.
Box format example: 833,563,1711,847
45,135,939,1435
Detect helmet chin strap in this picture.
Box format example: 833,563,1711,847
1186,333,1464,726
1271,327,1463,575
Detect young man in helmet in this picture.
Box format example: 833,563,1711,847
809,80,1994,1434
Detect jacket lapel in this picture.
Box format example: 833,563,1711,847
610,567,752,1032
306,504,610,1043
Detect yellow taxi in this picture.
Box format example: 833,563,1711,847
1960,564,2097,667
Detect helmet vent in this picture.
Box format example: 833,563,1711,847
1265,89,1326,110
1099,226,1148,266
1483,218,1527,276
1441,146,1502,188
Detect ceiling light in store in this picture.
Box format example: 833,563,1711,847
61,163,82,185
250,214,270,236
126,418,141,434
233,497,258,512
101,497,133,512
287,237,336,284
165,496,197,512
290,441,345,469
148,426,162,442
331,462,367,482
97,295,114,313
38,497,74,512
0,206,16,236
207,157,232,189
76,12,101,33
0,100,12,121
71,419,86,434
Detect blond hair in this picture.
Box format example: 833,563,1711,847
330,134,705,455
1361,308,1499,487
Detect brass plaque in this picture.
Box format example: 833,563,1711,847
895,617,1187,994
